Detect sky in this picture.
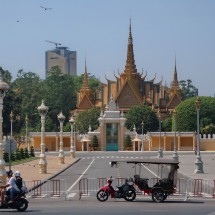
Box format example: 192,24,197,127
0,0,215,96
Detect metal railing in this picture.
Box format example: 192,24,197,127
25,179,67,198
79,177,215,200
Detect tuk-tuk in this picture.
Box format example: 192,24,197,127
110,158,179,202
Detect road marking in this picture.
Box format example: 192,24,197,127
140,210,169,212
67,193,77,198
67,159,95,192
142,164,160,178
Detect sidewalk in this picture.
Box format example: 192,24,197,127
9,155,79,182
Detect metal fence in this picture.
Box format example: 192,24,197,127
25,179,68,198
79,177,215,200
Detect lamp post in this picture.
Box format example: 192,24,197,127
69,115,76,158
194,97,204,173
37,100,49,174
158,110,163,158
172,110,179,161
25,115,29,152
9,111,13,171
57,111,65,164
0,75,9,183
141,121,144,151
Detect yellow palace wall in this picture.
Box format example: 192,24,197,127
30,132,215,152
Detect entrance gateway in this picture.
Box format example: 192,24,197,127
98,96,126,151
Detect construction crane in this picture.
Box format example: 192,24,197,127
45,40,61,48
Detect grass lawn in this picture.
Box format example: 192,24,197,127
5,156,38,166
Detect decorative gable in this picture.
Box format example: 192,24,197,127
167,94,181,108
78,95,93,110
116,82,141,108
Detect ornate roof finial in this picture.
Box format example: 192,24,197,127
124,18,137,75
128,18,133,44
83,56,89,88
171,55,179,88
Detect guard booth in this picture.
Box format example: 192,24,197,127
98,97,127,151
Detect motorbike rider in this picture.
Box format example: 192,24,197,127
0,170,21,205
14,171,23,192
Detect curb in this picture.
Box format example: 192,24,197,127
28,158,81,192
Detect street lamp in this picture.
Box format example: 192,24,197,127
141,121,144,151
57,111,65,164
69,115,76,158
172,110,179,161
0,75,9,183
9,111,13,171
25,115,29,152
194,97,204,173
37,100,49,174
158,110,163,158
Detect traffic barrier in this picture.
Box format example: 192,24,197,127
193,179,203,197
26,179,67,198
50,180,61,197
79,177,215,200
213,180,215,198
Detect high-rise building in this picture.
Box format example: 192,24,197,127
45,47,77,78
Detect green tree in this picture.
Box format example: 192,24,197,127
30,146,35,157
179,79,198,100
11,152,16,161
20,148,25,159
15,148,21,160
24,147,29,158
162,117,172,132
76,108,100,134
125,105,159,133
42,68,77,131
92,135,99,149
125,135,132,149
176,96,215,131
3,152,9,163
1,68,43,135
201,124,215,137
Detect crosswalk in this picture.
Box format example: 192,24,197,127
81,156,146,159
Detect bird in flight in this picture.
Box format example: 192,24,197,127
40,6,52,10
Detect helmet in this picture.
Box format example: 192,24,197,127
15,171,20,177
6,170,13,176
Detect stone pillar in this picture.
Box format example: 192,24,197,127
120,116,126,151
82,142,84,151
178,133,181,151
193,132,196,150
55,135,58,152
38,100,49,174
148,135,152,151
164,133,167,151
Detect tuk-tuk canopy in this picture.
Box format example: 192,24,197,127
110,158,179,167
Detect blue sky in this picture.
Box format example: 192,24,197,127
0,0,215,96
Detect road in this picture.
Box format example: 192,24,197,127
2,151,215,214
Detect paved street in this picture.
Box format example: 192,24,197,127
1,197,215,215
2,151,215,214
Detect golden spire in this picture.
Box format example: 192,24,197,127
124,18,137,76
128,18,133,44
83,57,89,88
171,56,179,88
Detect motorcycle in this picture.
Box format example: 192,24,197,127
0,190,29,212
96,177,136,202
